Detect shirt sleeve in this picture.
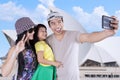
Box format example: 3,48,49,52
35,42,45,53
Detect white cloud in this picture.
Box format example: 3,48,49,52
93,6,108,16
73,7,90,26
73,6,110,31
0,1,120,33
0,1,52,24
38,0,55,7
35,4,49,22
0,1,29,21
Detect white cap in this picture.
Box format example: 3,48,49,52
47,10,63,21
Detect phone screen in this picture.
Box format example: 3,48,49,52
102,15,114,30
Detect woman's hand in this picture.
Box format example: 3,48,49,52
15,35,28,54
53,61,63,68
1,35,27,77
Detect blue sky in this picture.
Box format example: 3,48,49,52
0,0,120,57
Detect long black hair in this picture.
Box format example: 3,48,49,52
15,30,38,76
33,24,47,44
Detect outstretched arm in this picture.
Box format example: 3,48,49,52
79,16,119,43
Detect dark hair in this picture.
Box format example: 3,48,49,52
33,24,47,44
16,31,27,46
15,30,35,50
48,17,63,27
15,30,37,76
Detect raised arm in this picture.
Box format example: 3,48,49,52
1,35,27,76
79,16,119,43
1,46,19,76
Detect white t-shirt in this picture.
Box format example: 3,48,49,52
47,30,81,80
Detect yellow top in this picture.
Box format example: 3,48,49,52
35,41,55,66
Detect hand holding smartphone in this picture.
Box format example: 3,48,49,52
102,15,115,30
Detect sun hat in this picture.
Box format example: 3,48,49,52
15,17,35,35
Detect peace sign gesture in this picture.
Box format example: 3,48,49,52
15,34,28,54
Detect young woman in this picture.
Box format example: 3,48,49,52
2,17,38,80
32,24,62,80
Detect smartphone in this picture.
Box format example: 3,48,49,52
102,15,114,30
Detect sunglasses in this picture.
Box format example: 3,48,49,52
28,28,34,33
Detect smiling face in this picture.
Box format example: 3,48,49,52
49,17,64,35
37,27,47,41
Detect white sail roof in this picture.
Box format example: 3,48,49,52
95,37,120,66
81,44,117,65
2,30,17,46
2,30,17,41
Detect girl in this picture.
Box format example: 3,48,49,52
32,24,62,80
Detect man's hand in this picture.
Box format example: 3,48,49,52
104,16,119,36
111,16,119,32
